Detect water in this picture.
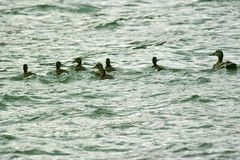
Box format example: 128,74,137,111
0,0,240,159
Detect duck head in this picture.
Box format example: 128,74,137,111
94,63,104,70
211,50,223,62
74,57,82,65
152,57,158,66
23,64,28,73
106,58,111,67
56,61,62,70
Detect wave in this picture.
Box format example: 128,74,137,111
95,20,121,30
0,149,70,156
131,41,166,50
0,134,17,140
197,0,240,2
1,4,99,15
84,105,116,118
0,101,7,110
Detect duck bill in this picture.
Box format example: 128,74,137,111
210,52,216,56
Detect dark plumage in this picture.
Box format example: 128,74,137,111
152,57,164,71
23,64,36,77
55,61,69,75
74,57,86,71
95,63,113,80
210,50,237,70
105,58,116,72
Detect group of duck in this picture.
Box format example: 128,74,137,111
22,57,116,79
22,50,238,79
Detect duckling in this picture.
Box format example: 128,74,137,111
105,58,116,72
55,61,69,75
23,64,36,77
210,50,237,70
95,63,113,80
152,57,164,71
74,57,86,71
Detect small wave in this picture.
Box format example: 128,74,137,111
173,147,191,153
131,41,166,50
38,74,72,84
199,143,213,149
179,94,213,103
0,42,7,46
67,4,100,13
197,77,211,84
2,94,32,102
0,134,17,140
84,105,116,118
183,152,213,158
0,101,7,110
0,149,70,156
10,74,37,81
95,20,121,30
188,124,214,129
82,145,129,152
107,123,135,129
1,4,99,15
197,0,239,2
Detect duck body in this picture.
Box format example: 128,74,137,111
211,50,237,70
55,69,69,75
105,65,116,72
23,72,35,77
75,65,86,71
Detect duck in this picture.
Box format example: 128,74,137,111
95,63,113,80
210,50,237,70
152,57,164,71
23,64,36,77
74,57,86,71
55,61,69,75
105,58,116,72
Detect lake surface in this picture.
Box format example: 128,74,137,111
0,0,240,159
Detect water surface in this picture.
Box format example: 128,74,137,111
0,0,240,159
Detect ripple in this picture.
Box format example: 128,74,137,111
173,147,191,153
199,142,213,149
1,4,100,15
0,149,70,156
84,105,117,118
107,123,135,129
178,94,214,103
188,124,214,129
95,20,121,30
0,134,17,140
197,77,211,84
0,101,7,110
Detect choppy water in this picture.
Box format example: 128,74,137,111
1,0,240,159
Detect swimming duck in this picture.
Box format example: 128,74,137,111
95,63,113,80
152,57,164,71
74,57,86,71
23,64,36,77
210,50,237,70
55,61,69,75
105,58,116,72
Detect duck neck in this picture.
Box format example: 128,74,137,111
100,69,106,77
218,56,223,63
106,63,111,67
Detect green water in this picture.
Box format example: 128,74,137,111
0,0,240,159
